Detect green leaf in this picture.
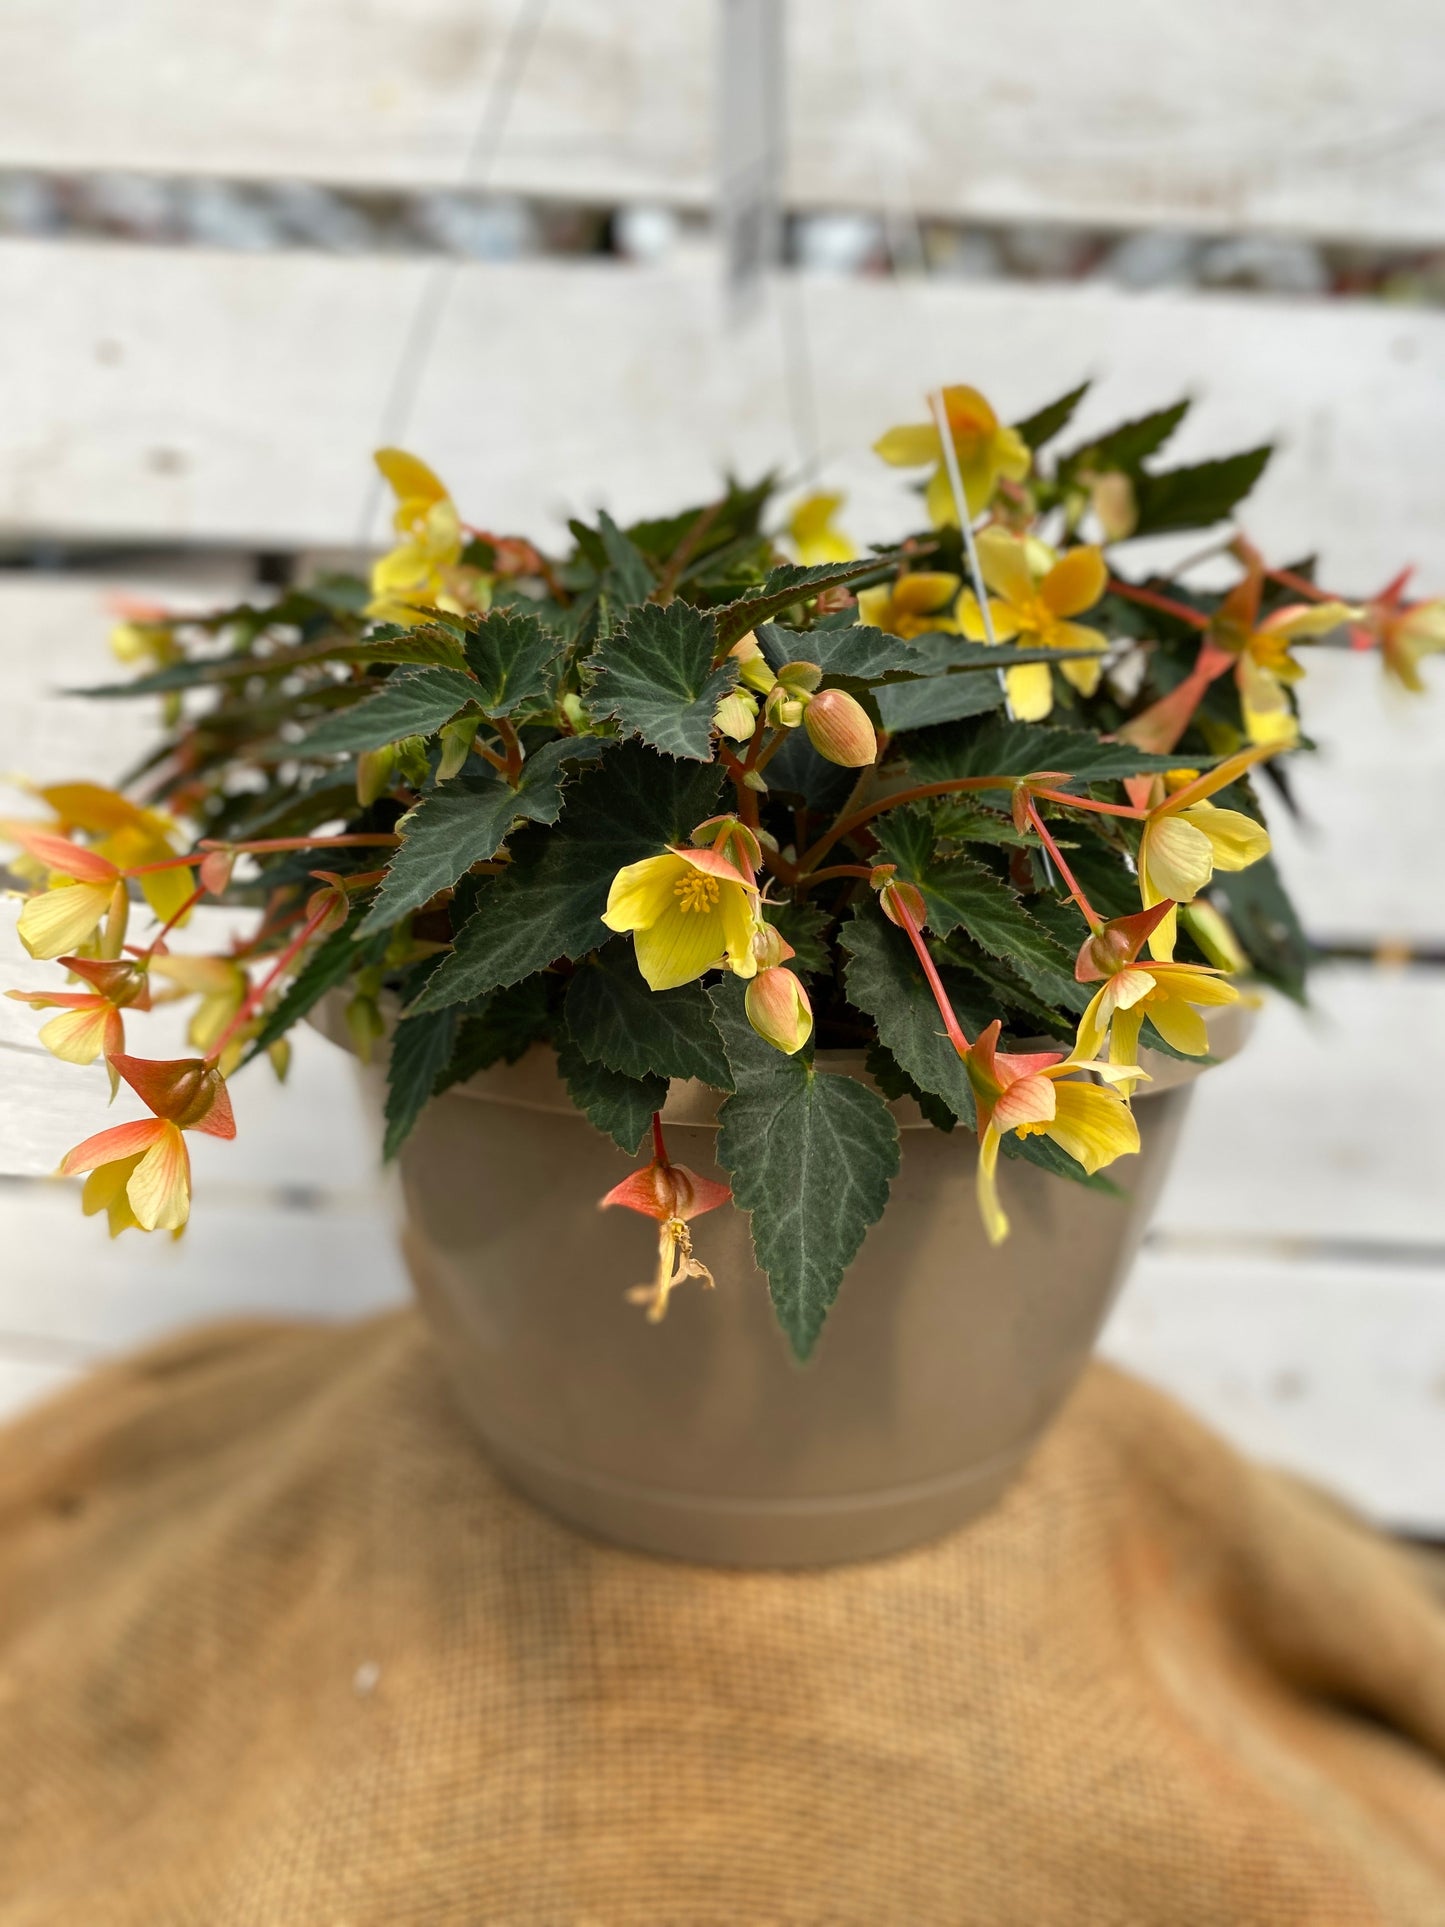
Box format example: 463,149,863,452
72,630,466,698
409,745,723,1010
357,737,607,934
564,940,732,1087
709,980,899,1361
554,1035,666,1154
383,1008,459,1159
586,601,737,761
1131,446,1272,536
435,977,554,1093
1211,857,1311,1001
872,811,1084,1011
841,911,975,1125
754,621,924,682
765,898,830,977
713,554,904,648
1060,400,1190,474
875,671,1006,733
863,1043,957,1132
596,510,657,605
244,914,388,1058
905,718,1202,787
293,667,482,756
1014,380,1091,451
460,609,560,716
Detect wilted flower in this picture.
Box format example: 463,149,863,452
602,847,763,991
600,1134,732,1321
956,530,1109,720
873,384,1031,524
59,1054,236,1237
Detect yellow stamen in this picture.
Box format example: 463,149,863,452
673,874,720,915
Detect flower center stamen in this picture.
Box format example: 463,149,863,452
673,873,720,914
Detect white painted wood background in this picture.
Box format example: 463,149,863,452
0,0,1442,1530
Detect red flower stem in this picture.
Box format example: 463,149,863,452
135,883,208,962
798,776,1002,871
197,834,401,854
1265,565,1335,604
495,717,525,787
1107,579,1210,630
887,891,972,1056
803,863,876,886
651,1111,669,1166
204,897,336,1066
1024,801,1101,932
1025,787,1147,820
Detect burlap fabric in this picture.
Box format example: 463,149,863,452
1,1313,1444,1924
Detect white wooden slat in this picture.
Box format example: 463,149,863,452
1101,1252,1445,1535
1152,966,1445,1250
2,241,1443,592
0,2,1442,247
0,570,252,789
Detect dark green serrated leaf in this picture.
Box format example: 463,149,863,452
713,554,904,648
586,600,737,761
756,728,857,814
554,1035,666,1154
875,671,1007,733
357,737,607,934
460,609,559,716
564,940,732,1087
754,621,924,682
71,631,465,698
1131,446,1272,536
841,912,975,1125
596,510,656,605
434,977,554,1093
383,1008,458,1159
1059,399,1190,475
244,913,389,1058
409,745,723,1010
709,980,899,1361
293,667,482,756
904,718,1205,787
1014,380,1091,450
873,812,1085,1011
863,1043,957,1132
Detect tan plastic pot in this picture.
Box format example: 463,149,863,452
324,1001,1248,1569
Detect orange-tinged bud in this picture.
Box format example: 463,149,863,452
110,1054,236,1137
691,814,763,876
751,921,796,969
1074,902,1174,981
874,869,927,931
199,849,235,895
306,872,352,936
803,687,877,767
745,966,813,1055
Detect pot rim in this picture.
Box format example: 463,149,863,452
313,990,1254,1133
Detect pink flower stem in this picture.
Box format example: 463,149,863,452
651,1111,669,1167
134,883,208,963
1025,787,1147,820
1108,579,1210,630
886,890,972,1057
204,897,337,1067
1023,800,1102,932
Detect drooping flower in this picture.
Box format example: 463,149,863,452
15,783,194,925
1073,902,1241,1093
602,847,763,991
745,966,813,1055
963,1022,1142,1246
956,530,1110,720
7,831,129,961
788,492,854,565
59,1054,236,1237
1352,570,1445,693
5,956,151,1094
599,1136,732,1321
1137,748,1273,959
873,384,1031,525
366,448,490,627
856,571,961,640
1209,549,1357,746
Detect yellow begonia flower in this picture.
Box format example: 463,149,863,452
873,384,1031,526
150,954,249,1057
31,783,193,925
1137,747,1273,960
8,830,128,961
367,447,491,627
1073,902,1240,1095
1211,553,1357,747
1358,574,1445,693
964,1021,1141,1246
788,492,855,566
856,571,961,640
956,529,1110,720
59,1053,236,1237
602,847,763,992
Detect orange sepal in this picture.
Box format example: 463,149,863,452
60,1116,166,1176
600,1159,731,1223
1075,901,1175,981
109,1054,237,1137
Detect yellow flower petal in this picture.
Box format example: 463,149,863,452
82,1154,145,1238
1041,546,1107,619
375,447,449,512
976,1125,1009,1246
1058,653,1104,698
1181,804,1271,873
1045,1082,1139,1175
1074,985,1112,1064
38,1004,117,1066
601,854,686,934
873,422,941,468
1140,815,1214,905
126,1121,191,1233
1143,994,1209,1056
632,903,732,992
956,592,1022,644
975,528,1035,608
1005,661,1054,721
16,880,117,960
1108,1005,1145,1091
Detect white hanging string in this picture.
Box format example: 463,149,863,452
354,0,552,551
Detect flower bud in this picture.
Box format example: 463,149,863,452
752,921,796,969
776,659,823,697
729,633,778,695
765,688,807,730
437,714,480,780
690,814,763,874
745,967,813,1056
1180,900,1248,974
199,849,235,895
872,867,927,931
356,743,399,807
306,872,352,937
804,688,877,767
712,689,758,741
110,1053,234,1132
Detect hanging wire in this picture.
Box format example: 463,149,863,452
354,0,552,551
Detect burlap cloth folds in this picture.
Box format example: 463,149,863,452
2,1315,1445,1925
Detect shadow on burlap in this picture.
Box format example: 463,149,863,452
1,1311,1444,1925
